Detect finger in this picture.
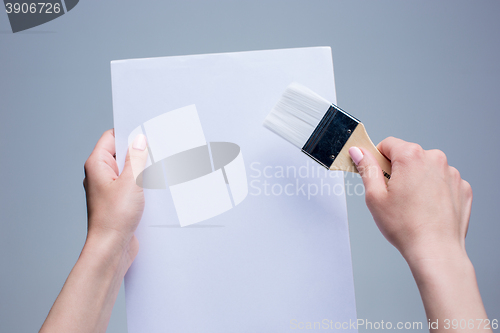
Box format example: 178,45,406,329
91,129,119,176
376,136,408,161
461,179,473,238
349,147,387,202
93,129,116,156
120,134,149,186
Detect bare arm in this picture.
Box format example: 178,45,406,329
40,130,148,333
349,137,491,333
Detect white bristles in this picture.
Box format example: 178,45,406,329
263,82,332,148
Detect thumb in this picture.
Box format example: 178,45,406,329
121,134,149,186
349,146,387,200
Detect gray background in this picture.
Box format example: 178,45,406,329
0,1,498,332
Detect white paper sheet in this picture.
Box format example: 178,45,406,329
111,47,357,333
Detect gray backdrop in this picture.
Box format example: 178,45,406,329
1,1,498,332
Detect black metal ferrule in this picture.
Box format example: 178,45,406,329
301,104,360,169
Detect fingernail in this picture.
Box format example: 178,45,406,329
349,147,364,165
132,134,147,151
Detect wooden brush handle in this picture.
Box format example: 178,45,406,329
330,123,392,183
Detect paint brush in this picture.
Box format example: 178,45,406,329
263,82,391,180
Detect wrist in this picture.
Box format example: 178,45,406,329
403,242,471,280
404,246,489,329
406,248,473,284
83,230,138,278
400,238,468,269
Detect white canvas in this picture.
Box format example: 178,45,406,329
111,47,357,333
170,169,233,227
225,151,248,206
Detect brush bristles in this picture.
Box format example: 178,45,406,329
263,82,332,148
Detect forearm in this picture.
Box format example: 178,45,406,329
40,232,136,333
407,249,491,332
